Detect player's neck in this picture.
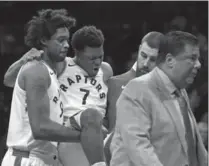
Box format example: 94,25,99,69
56,59,66,78
41,51,57,73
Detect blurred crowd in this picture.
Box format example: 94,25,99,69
0,1,208,162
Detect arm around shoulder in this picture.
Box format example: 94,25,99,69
4,59,25,88
4,48,42,88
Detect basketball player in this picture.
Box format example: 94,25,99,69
1,9,81,166
57,26,113,166
3,26,113,166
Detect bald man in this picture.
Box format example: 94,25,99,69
104,32,163,165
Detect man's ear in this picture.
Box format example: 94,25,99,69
40,37,48,47
165,53,176,68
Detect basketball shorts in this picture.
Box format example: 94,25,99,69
1,148,61,166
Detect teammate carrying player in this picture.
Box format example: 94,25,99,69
4,25,113,166
1,8,81,166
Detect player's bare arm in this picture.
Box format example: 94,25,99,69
4,48,42,88
22,61,81,142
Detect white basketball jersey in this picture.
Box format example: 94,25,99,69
58,57,108,117
6,61,63,155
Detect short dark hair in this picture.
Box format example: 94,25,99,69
25,9,76,49
141,31,164,49
156,31,198,65
71,25,104,51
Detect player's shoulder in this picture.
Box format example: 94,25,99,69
21,61,50,81
101,62,113,81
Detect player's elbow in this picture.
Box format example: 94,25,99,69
31,128,41,139
31,122,48,140
31,124,43,139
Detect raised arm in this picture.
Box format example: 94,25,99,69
23,61,80,142
4,48,42,88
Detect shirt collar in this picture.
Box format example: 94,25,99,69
132,62,137,72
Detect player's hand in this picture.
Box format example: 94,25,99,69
21,48,43,64
102,125,108,140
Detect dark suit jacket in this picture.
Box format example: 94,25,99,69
104,68,136,165
106,68,136,131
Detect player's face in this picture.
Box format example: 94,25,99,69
137,42,158,76
170,44,201,89
78,46,104,77
47,27,70,62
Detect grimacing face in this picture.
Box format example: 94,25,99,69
170,44,201,89
47,27,70,62
137,42,159,75
77,46,104,77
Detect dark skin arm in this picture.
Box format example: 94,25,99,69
4,48,42,88
4,59,25,88
22,61,80,142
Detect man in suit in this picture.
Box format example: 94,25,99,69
110,31,207,166
104,32,163,164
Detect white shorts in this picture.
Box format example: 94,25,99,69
58,112,90,166
1,148,62,166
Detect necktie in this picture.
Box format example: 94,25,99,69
175,90,197,166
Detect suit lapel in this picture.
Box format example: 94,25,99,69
149,68,187,155
163,99,187,155
149,68,207,165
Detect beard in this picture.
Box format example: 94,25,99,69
135,67,149,77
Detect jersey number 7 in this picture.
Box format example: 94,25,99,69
80,88,90,105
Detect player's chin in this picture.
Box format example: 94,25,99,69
58,54,67,61
55,57,65,62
